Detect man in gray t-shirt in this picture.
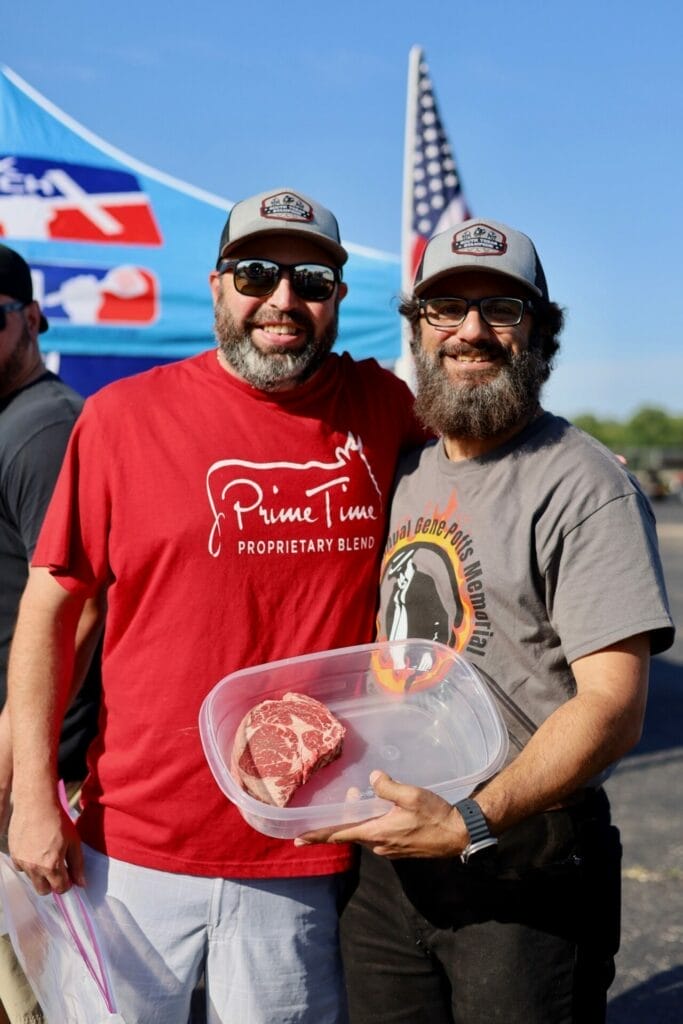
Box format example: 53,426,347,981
0,245,101,1024
300,219,674,1024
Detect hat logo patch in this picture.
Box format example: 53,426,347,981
452,224,507,257
260,192,314,223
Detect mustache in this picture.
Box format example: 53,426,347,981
437,340,511,362
247,308,313,331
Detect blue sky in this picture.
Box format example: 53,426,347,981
5,0,683,418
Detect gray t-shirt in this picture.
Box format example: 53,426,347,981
378,412,674,757
0,372,100,779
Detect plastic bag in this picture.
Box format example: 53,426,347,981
0,852,126,1023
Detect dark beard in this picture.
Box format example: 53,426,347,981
213,301,338,390
412,340,550,440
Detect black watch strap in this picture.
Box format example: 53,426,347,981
454,798,498,863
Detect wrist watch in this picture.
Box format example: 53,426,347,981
454,798,498,863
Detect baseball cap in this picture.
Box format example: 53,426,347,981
413,218,549,302
0,244,48,332
216,188,348,268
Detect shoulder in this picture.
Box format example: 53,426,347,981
336,353,413,394
331,355,417,424
1,375,83,457
86,351,211,412
394,439,440,481
517,412,645,509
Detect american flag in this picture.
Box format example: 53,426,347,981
403,47,471,284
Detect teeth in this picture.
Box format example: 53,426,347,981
261,325,297,335
455,355,489,362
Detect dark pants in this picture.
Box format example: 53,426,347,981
340,789,620,1024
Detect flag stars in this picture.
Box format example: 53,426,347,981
410,54,469,239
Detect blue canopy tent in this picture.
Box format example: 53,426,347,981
0,67,402,396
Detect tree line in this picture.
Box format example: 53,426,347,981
571,407,683,450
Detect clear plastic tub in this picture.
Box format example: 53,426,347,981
199,639,508,839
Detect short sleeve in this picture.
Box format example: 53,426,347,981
545,493,674,661
4,419,77,559
32,400,112,596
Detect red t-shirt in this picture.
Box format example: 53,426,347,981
33,350,424,878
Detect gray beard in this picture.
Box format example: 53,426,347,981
214,302,338,390
412,343,550,440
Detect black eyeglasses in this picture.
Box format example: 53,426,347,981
0,300,26,331
217,258,340,302
420,296,534,328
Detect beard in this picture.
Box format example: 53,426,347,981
412,337,551,440
213,298,338,390
0,322,32,396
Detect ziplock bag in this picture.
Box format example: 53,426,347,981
0,852,126,1023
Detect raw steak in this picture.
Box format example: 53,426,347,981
230,692,345,807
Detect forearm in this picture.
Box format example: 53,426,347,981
297,635,651,858
69,592,106,704
8,567,85,806
475,662,646,836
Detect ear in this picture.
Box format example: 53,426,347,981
208,271,222,303
337,281,348,302
23,301,42,338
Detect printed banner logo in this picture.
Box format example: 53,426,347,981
31,261,159,325
0,156,162,245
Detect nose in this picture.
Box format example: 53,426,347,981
454,306,493,342
267,271,300,310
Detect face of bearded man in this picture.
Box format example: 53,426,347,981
213,292,339,390
412,334,551,440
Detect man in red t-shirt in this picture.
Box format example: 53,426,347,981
6,189,423,1023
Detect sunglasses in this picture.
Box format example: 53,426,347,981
217,258,340,302
0,300,26,331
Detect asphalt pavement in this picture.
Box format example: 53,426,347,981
606,496,683,1023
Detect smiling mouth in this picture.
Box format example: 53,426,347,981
439,339,510,363
258,324,300,336
449,353,493,363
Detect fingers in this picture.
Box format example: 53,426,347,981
14,857,72,895
294,823,360,846
9,813,83,894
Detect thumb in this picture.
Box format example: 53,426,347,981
369,770,405,802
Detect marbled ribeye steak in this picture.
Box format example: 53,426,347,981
230,692,345,807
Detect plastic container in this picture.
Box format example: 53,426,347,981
199,639,508,839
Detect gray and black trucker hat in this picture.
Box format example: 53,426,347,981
216,189,348,268
414,218,549,301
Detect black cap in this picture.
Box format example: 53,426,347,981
0,244,48,333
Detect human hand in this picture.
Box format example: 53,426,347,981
8,799,85,894
294,770,467,858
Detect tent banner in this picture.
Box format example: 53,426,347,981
1,68,401,393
